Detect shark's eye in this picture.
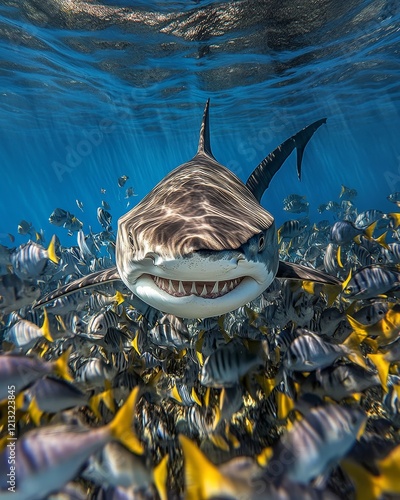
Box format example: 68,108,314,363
258,234,265,251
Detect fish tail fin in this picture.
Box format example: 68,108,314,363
337,245,344,268
346,315,370,338
377,445,400,493
179,434,236,499
131,333,141,355
341,460,381,500
257,446,273,467
342,269,353,291
276,391,295,420
209,434,230,451
364,220,378,239
40,308,54,342
108,387,144,455
374,231,389,250
114,290,125,305
47,234,60,264
191,387,202,406
368,352,391,391
28,397,43,426
340,185,346,197
343,331,368,369
89,388,115,419
389,212,400,229
53,348,73,382
153,455,169,500
170,384,183,403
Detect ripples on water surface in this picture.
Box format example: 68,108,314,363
0,0,399,243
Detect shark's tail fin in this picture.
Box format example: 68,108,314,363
246,118,327,202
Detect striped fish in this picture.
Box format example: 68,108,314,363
200,338,264,388
266,405,366,484
342,265,400,300
11,235,59,280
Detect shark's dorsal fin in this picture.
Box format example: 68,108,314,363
246,118,327,202
197,99,215,159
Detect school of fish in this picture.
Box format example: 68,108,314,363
1,114,400,499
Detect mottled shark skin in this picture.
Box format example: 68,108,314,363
35,101,338,318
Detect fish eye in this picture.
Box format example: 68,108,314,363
258,234,265,251
343,377,351,387
350,414,359,425
344,287,353,295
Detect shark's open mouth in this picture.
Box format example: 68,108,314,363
150,274,245,299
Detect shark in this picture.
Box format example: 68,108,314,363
34,100,339,319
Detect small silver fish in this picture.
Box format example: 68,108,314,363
0,274,40,314
17,219,34,236
49,208,71,227
284,329,354,372
0,350,71,400
200,338,264,387
342,265,400,300
118,175,129,187
267,404,366,484
11,236,59,280
300,364,380,401
339,184,357,201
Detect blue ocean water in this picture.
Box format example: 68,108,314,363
0,0,399,247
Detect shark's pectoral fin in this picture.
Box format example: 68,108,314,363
245,118,327,203
33,266,122,309
277,261,341,285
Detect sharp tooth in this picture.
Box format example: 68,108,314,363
211,282,219,294
229,281,234,290
191,282,197,294
169,280,175,293
200,284,208,297
221,283,228,294
178,281,186,294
